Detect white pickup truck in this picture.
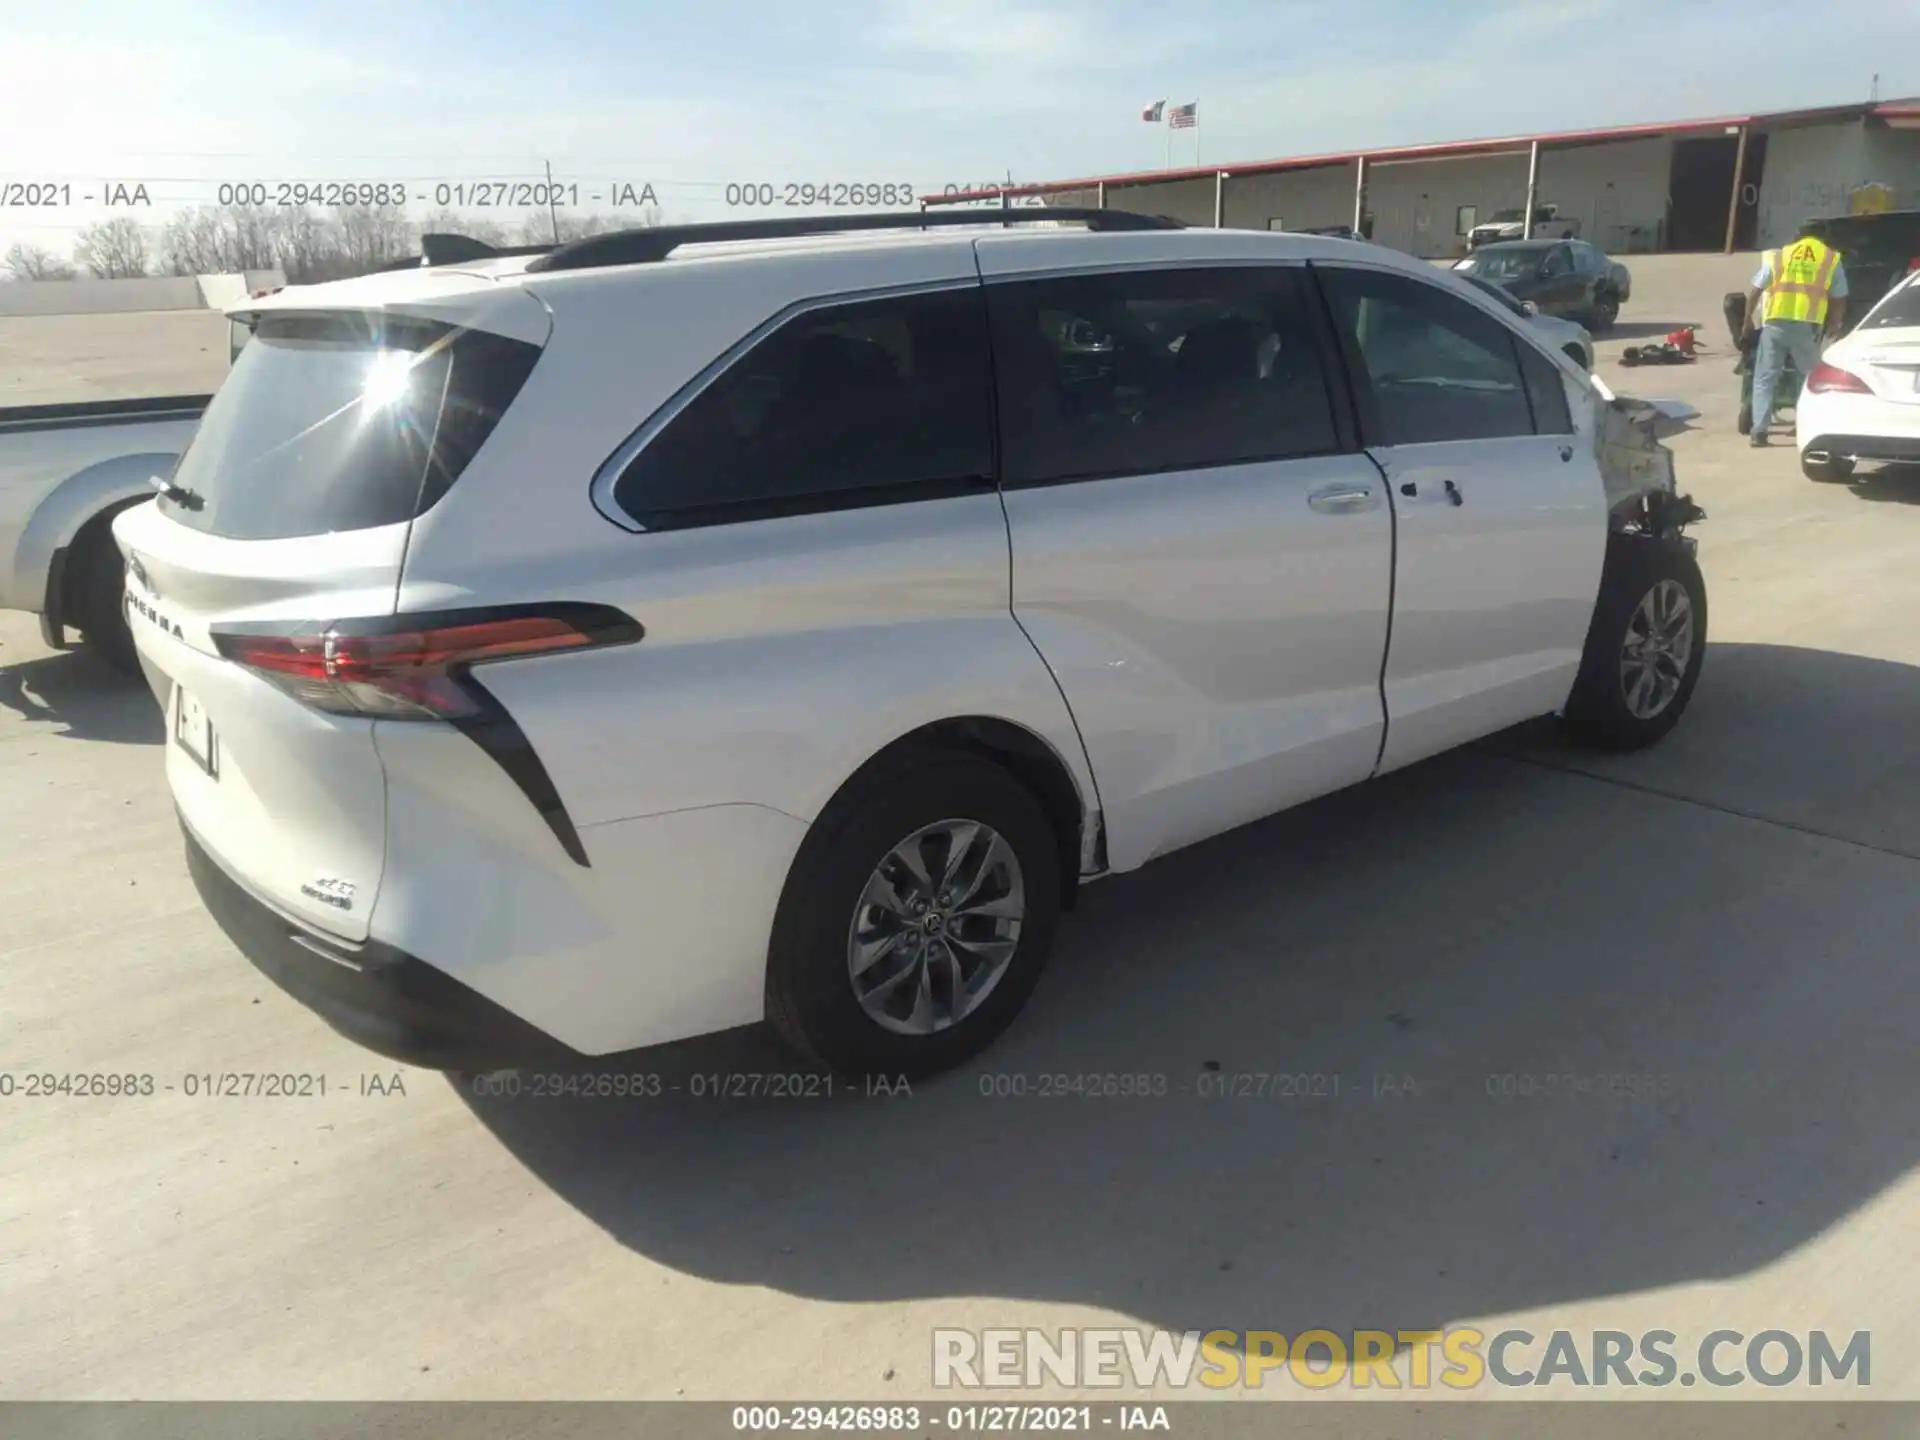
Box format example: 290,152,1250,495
0,394,212,668
1468,204,1581,249
1,311,254,668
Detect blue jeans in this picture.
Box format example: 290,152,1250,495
1751,319,1825,435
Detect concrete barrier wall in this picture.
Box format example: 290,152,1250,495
0,272,283,318
196,275,251,309
0,276,205,317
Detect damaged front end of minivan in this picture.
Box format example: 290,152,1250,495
1593,384,1707,550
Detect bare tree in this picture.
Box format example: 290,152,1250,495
3,242,77,280
325,203,415,276
272,206,337,284
226,204,284,272
73,216,153,278
158,209,219,275
118,199,670,291
416,208,516,247
520,209,661,245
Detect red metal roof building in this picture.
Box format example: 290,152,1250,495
925,98,1920,256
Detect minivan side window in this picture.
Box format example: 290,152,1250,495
611,286,993,528
985,265,1343,487
1319,267,1536,446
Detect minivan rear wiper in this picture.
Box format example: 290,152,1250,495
151,474,205,510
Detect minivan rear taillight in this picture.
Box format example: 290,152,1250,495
213,605,643,720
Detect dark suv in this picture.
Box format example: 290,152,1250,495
1802,210,1920,331
1452,239,1632,332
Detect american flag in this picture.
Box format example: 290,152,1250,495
1141,100,1165,122
1168,102,1198,129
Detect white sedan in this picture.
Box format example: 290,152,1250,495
1797,268,1920,482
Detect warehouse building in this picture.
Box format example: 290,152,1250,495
927,97,1920,257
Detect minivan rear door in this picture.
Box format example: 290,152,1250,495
115,290,550,940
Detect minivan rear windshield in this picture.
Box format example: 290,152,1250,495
160,312,541,541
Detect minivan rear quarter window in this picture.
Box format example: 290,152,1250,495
161,313,541,541
610,286,994,529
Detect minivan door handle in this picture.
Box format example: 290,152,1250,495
1307,485,1379,515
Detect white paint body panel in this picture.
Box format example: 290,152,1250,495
114,502,409,942
123,222,1633,1059
0,412,199,613
371,239,1100,1053
1798,298,1920,457
999,457,1391,870
1367,434,1608,773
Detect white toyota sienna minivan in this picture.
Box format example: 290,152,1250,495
116,209,1705,1078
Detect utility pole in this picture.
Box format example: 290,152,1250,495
545,159,560,244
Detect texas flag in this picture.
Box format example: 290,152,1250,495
1142,100,1165,122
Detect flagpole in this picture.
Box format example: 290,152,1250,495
1165,110,1171,171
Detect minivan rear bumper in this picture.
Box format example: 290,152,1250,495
182,821,580,1071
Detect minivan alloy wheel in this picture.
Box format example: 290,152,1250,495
847,818,1026,1035
1620,578,1695,719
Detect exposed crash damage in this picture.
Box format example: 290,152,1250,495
1543,383,1711,750
1594,387,1707,543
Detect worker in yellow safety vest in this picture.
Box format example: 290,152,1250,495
1741,224,1849,447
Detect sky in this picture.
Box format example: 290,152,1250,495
2,0,1916,261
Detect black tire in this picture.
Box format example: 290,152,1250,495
69,517,138,674
1588,292,1620,332
1801,452,1856,483
766,746,1063,1080
1562,535,1707,752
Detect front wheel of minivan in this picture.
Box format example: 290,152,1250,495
1562,535,1707,751
766,748,1062,1080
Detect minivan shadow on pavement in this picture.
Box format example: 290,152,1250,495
0,648,162,744
461,641,1920,1343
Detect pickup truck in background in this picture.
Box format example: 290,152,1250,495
0,394,210,668
0,318,243,669
1468,204,1581,249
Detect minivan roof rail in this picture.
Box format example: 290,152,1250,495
361,209,1181,280
365,234,562,274
420,233,558,266
521,208,1184,274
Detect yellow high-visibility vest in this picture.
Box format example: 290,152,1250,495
1762,238,1841,324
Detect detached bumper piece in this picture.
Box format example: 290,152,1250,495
183,824,580,1071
